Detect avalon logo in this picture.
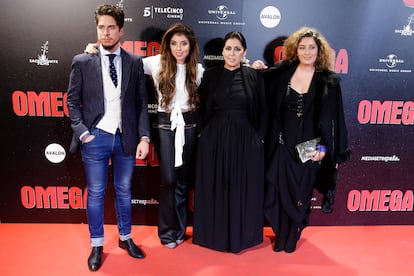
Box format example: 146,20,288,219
260,6,281,28
45,143,66,164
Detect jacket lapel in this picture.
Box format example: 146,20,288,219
92,53,105,107
120,49,132,97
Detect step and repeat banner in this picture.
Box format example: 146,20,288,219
1,0,413,226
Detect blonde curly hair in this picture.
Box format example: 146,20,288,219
283,26,333,70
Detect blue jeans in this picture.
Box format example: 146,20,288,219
81,128,135,246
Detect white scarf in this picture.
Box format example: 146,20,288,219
170,104,185,167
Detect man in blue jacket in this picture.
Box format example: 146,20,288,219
67,4,150,271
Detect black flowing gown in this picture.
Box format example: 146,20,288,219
265,84,320,236
193,68,264,253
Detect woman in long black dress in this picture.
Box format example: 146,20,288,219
253,27,350,253
193,31,267,253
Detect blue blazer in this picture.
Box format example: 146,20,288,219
67,49,150,155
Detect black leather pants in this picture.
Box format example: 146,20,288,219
154,112,197,244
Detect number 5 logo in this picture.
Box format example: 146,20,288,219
143,7,151,17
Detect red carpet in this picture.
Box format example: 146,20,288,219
0,224,413,275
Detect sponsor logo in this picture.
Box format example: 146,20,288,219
143,6,184,20
199,5,245,26
360,155,400,162
131,198,159,206
29,41,58,66
45,143,66,164
348,190,413,211
116,0,133,22
210,5,235,20
116,0,124,9
203,54,224,62
395,13,414,36
369,53,412,73
310,196,320,210
259,6,281,28
147,103,158,114
380,54,404,68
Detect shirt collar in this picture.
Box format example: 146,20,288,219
99,45,121,57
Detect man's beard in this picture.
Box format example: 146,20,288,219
101,39,120,51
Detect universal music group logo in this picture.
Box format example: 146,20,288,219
29,41,58,66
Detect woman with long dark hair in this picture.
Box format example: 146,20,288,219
143,23,204,249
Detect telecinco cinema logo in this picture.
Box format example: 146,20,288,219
143,6,184,20
29,41,58,66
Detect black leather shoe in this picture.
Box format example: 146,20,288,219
87,246,103,271
119,238,145,258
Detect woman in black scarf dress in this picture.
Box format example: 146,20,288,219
193,32,267,253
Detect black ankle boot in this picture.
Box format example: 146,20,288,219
284,238,297,253
273,237,286,252
284,225,300,253
322,189,336,213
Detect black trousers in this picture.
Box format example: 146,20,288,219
154,112,198,244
